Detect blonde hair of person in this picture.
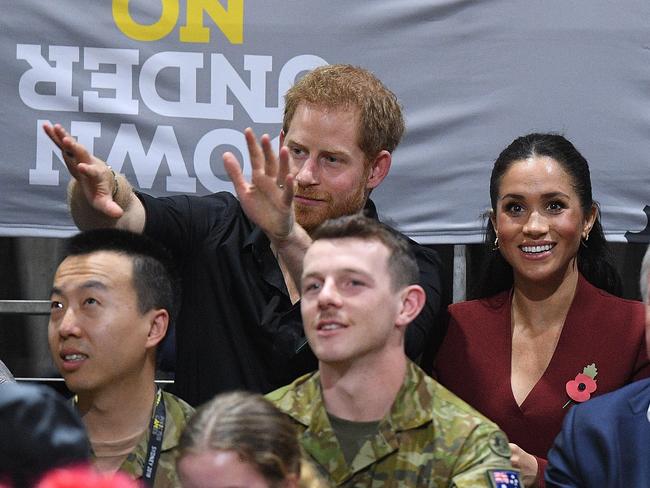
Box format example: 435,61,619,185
178,391,327,488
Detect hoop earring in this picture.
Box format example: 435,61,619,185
580,232,589,248
493,236,499,251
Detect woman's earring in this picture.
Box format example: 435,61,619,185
580,232,589,248
493,235,499,250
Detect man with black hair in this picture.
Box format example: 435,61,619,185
48,228,193,486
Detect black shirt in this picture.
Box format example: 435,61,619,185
139,191,442,406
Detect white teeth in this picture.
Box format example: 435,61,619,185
320,324,342,331
521,244,553,253
64,354,86,361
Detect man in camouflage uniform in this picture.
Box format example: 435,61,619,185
48,228,193,487
268,215,521,487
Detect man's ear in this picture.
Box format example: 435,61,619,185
366,150,391,190
280,129,286,147
145,309,169,349
396,285,426,328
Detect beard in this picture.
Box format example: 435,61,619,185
294,182,368,234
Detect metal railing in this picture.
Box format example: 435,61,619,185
0,300,174,384
0,300,50,315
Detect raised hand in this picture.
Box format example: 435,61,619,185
223,127,297,241
43,123,123,219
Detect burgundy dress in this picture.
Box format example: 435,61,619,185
433,274,650,486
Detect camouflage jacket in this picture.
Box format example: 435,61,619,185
103,391,194,488
268,361,519,487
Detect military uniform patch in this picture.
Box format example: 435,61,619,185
488,431,511,458
487,469,522,487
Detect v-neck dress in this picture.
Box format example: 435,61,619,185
433,274,650,485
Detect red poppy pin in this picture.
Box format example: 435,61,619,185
563,363,597,408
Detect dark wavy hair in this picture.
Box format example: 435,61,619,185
473,133,622,298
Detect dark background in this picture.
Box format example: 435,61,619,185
1,236,646,383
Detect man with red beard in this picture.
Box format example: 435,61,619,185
43,65,442,407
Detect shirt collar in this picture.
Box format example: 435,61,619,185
287,360,433,431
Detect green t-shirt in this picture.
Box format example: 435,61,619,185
328,412,380,466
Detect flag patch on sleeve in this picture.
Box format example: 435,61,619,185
487,469,522,487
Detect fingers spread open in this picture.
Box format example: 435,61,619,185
244,127,265,174
281,173,295,208
277,145,291,187
260,134,277,179
223,151,249,195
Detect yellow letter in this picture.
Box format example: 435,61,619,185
180,0,244,44
113,0,178,41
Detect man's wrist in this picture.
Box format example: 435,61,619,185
107,166,119,199
271,222,311,252
107,169,134,211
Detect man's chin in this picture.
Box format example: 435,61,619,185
296,203,366,233
295,208,328,234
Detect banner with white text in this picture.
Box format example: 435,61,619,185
1,0,649,243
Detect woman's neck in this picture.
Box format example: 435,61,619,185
512,267,580,330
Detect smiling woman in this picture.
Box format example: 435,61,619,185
433,133,650,488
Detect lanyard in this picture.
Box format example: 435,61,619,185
143,387,166,486
74,386,166,484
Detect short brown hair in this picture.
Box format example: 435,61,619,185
283,64,405,162
311,214,418,291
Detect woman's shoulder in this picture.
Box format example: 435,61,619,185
448,289,511,318
577,274,644,316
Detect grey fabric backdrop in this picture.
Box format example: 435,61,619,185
2,0,649,243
